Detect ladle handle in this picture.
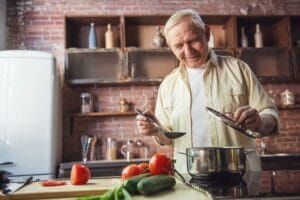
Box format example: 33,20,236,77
134,108,164,131
134,108,156,123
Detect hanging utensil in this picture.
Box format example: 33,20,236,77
134,108,186,139
205,107,260,138
80,135,89,162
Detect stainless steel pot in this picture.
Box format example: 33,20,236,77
186,147,251,179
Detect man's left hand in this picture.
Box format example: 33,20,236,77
233,106,261,132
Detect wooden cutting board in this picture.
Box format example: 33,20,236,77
0,178,212,200
0,178,120,200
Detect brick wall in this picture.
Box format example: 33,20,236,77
6,0,300,162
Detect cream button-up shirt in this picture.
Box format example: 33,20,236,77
155,50,278,174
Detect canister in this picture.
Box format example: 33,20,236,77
80,92,94,113
106,137,117,160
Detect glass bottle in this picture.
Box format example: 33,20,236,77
88,23,97,49
254,24,263,48
241,27,248,47
105,24,114,48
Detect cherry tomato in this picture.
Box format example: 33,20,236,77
41,180,66,187
138,163,149,173
121,164,141,180
149,153,173,175
70,163,91,185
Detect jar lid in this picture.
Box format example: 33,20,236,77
80,92,93,98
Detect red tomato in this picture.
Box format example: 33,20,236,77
70,163,91,185
41,180,66,187
149,153,173,175
121,164,141,180
138,163,149,173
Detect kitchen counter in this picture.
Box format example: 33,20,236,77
260,153,300,170
58,159,150,178
1,170,299,199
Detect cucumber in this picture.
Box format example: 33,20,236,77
137,175,176,195
123,172,151,194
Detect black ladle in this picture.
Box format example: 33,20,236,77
135,108,186,139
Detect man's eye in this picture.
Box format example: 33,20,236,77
174,44,182,50
190,39,200,45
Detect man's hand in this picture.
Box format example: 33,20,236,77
233,106,261,132
135,110,157,136
135,110,172,145
233,106,277,136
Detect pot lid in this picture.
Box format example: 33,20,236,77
205,107,259,138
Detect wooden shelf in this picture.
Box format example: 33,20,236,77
278,104,300,110
72,111,136,117
66,78,162,86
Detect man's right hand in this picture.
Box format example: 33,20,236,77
135,110,172,145
135,110,158,136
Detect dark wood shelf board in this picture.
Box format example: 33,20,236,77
65,78,162,86
278,104,300,110
125,47,171,52
65,48,121,53
72,111,136,117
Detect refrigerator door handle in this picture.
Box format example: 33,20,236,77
0,161,14,166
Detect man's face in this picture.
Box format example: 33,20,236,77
166,19,210,68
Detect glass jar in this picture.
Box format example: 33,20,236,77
136,139,149,159
80,93,94,113
106,137,117,160
280,89,295,106
121,139,135,160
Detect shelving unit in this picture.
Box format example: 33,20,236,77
64,14,300,86
65,16,122,48
236,16,289,48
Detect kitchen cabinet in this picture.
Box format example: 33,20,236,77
64,15,177,86
64,14,300,85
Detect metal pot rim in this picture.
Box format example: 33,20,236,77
186,146,244,151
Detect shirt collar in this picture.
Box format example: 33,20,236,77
178,49,220,77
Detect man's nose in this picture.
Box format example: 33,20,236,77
183,44,194,55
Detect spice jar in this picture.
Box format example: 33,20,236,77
106,137,117,160
119,98,129,112
80,93,94,113
280,89,295,106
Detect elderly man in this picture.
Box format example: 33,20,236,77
136,9,278,173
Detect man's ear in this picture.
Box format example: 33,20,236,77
204,25,210,42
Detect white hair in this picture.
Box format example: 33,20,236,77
164,9,206,37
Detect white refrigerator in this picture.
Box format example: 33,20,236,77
0,50,62,181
